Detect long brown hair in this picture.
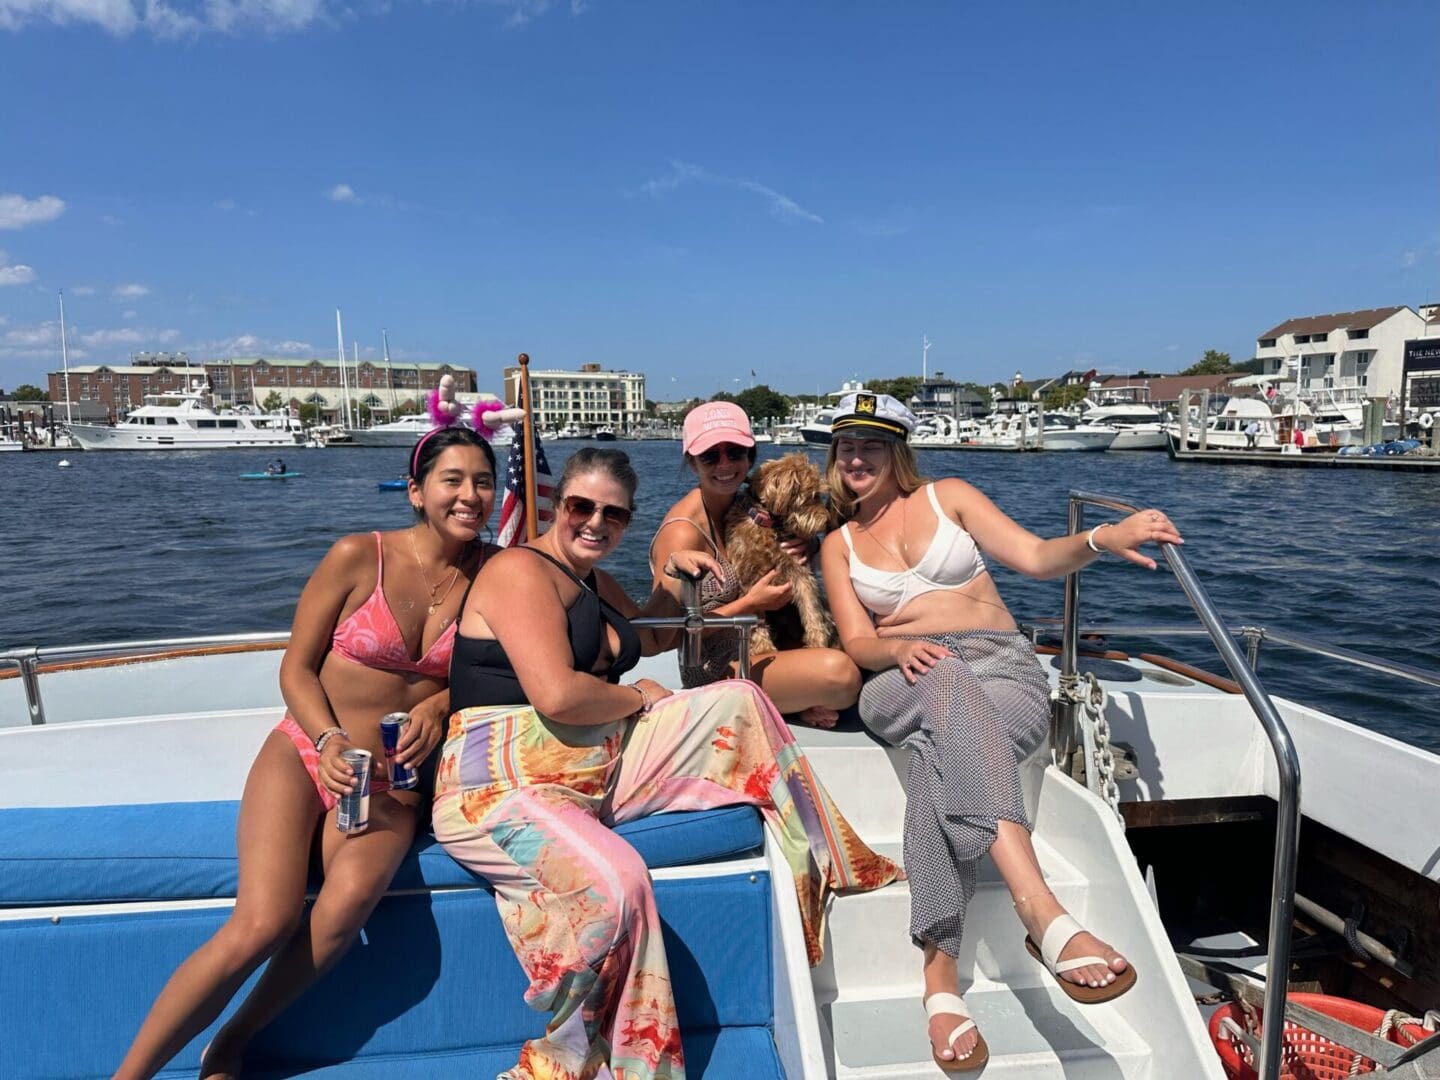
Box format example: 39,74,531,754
826,436,928,524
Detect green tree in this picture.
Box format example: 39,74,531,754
261,390,285,412
732,385,792,425
12,383,49,401
1042,383,1089,409
867,376,922,405
1181,350,1235,376
298,402,324,424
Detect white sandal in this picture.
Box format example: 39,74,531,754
1023,912,1137,1004
923,992,990,1072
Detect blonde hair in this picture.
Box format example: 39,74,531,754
826,437,928,524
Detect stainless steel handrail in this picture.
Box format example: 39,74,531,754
1029,618,1440,690
1061,490,1302,1080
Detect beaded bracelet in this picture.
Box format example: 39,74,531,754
629,683,653,716
314,726,348,754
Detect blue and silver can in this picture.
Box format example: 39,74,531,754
336,748,372,834
380,712,418,791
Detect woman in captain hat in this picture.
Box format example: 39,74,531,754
819,391,1182,1071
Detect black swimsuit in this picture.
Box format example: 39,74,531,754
449,547,642,710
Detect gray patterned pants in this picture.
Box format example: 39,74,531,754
858,630,1051,957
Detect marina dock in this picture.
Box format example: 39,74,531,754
1167,444,1440,470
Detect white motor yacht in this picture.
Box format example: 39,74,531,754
1077,398,1168,450
67,382,303,451
1167,397,1283,451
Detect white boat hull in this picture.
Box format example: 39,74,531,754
1106,426,1168,451
1041,428,1117,451
68,423,300,450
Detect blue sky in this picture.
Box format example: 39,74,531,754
2,0,1437,400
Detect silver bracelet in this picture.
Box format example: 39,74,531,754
314,726,348,753
1085,522,1112,554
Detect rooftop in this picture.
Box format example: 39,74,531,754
1258,306,1408,340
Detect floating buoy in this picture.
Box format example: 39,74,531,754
1419,412,1435,430
58,459,72,468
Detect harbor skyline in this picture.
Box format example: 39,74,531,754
2,3,1438,400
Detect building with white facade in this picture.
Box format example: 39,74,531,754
503,362,646,434
1252,306,1427,401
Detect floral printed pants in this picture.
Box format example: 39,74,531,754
433,680,899,1080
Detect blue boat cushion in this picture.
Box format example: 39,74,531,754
0,801,764,907
0,874,776,1079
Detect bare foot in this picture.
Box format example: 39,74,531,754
928,1006,980,1064
795,705,839,729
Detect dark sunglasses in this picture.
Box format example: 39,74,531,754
697,445,751,467
561,495,634,529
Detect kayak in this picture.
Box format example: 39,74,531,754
377,479,408,491
239,472,303,480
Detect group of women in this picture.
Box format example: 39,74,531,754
115,391,1180,1080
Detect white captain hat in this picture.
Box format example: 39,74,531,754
830,392,917,440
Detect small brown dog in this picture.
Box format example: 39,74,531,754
723,452,834,655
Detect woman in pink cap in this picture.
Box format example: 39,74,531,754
649,400,862,727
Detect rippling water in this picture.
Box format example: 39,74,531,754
3,442,1437,750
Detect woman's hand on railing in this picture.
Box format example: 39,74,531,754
663,550,725,582
1097,509,1184,570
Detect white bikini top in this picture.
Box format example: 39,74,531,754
841,484,987,618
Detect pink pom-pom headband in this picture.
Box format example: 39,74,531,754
411,376,525,478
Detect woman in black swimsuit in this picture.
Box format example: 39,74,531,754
433,447,900,1080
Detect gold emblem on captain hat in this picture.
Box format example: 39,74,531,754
856,394,877,414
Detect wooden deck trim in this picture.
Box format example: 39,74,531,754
1137,653,1243,694
0,640,287,681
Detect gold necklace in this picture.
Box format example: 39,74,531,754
409,528,464,616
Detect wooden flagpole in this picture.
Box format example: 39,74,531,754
519,353,539,541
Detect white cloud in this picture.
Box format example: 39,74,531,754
77,326,180,348
0,193,65,230
213,198,238,212
184,334,317,356
1401,250,1422,269
0,250,37,286
640,160,823,225
121,309,138,319
113,282,149,298
326,183,358,203
71,285,97,296
101,214,123,226
3,322,58,347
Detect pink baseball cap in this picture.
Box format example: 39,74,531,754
682,401,755,456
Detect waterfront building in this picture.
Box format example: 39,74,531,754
1252,305,1427,401
909,372,987,418
503,362,646,434
48,355,476,421
1095,373,1250,411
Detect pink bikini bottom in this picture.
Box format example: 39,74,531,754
277,715,391,813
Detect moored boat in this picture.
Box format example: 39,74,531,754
67,382,304,451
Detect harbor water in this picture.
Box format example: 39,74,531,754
3,442,1437,750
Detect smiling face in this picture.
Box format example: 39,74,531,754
408,444,496,541
830,435,894,502
690,442,754,498
551,469,634,569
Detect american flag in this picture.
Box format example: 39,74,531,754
496,420,554,547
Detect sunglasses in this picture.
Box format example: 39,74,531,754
697,445,751,467
560,495,634,529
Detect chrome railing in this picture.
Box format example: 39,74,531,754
1058,491,1303,1080
1028,620,1440,691
1,632,289,727
2,575,757,727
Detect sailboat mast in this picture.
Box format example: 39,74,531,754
335,309,351,429
353,341,362,427
382,329,398,417
59,291,73,425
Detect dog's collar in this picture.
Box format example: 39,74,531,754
746,503,779,529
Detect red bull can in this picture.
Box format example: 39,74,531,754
336,748,372,834
380,712,419,791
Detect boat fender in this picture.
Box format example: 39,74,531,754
1418,412,1434,430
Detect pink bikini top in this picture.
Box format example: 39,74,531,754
329,533,457,679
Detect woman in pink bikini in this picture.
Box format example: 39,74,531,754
116,425,499,1080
